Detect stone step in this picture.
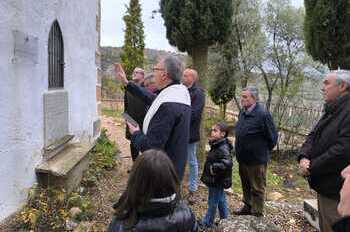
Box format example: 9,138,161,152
43,134,74,160
304,199,320,231
36,143,93,193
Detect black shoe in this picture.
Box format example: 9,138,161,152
233,205,251,215
251,212,263,217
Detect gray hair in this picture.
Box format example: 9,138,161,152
144,73,155,82
242,86,259,101
332,69,350,91
162,55,184,82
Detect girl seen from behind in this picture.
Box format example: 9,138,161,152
108,149,198,232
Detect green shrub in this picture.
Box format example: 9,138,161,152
82,129,119,187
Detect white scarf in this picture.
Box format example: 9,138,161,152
142,84,191,134
150,193,176,203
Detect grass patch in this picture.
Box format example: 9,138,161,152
101,108,123,118
82,128,119,187
18,186,94,231
18,129,119,231
231,159,283,194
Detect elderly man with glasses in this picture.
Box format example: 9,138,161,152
115,55,191,180
298,70,350,232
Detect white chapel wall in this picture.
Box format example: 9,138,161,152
0,0,98,220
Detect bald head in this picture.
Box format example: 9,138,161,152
182,68,198,87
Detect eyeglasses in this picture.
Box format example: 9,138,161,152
133,71,144,74
152,67,165,72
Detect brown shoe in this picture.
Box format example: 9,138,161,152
187,191,196,205
233,205,251,215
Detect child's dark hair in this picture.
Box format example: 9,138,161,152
215,121,230,137
113,149,181,228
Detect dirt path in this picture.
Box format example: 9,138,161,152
86,115,133,230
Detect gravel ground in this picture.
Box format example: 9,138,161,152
0,116,318,231
96,116,316,232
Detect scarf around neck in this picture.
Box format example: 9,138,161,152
142,84,191,134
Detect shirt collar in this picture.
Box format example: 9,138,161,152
245,103,256,113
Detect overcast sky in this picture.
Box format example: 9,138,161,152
101,0,304,51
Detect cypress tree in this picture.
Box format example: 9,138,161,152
120,0,145,78
160,0,233,160
160,0,233,87
304,0,350,69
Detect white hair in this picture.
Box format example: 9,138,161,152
242,86,259,101
332,69,350,91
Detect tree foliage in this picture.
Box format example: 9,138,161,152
208,43,238,118
304,0,350,69
257,0,306,111
160,0,233,158
208,0,264,112
232,0,265,88
120,0,145,78
160,0,233,86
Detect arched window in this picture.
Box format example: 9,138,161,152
48,20,64,89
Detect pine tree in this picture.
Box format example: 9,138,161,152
304,0,350,69
120,0,145,78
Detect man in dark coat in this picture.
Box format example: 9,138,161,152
234,86,278,217
182,68,205,204
332,165,350,232
298,70,350,232
115,55,191,180
124,67,146,161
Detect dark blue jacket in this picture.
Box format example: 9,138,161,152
188,83,205,143
235,103,278,165
129,83,191,180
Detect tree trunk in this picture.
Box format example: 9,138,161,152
223,103,227,120
219,104,226,120
192,46,209,88
191,45,209,164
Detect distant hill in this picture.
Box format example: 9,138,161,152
100,46,188,75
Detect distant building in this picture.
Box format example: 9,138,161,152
0,0,101,221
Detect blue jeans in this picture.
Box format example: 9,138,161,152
187,142,198,192
202,187,229,227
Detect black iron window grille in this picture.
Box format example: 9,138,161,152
48,20,64,89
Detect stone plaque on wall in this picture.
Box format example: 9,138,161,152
13,30,38,64
43,91,69,147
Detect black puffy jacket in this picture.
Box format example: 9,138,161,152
108,201,198,232
201,138,233,189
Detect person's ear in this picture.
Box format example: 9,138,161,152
339,82,348,92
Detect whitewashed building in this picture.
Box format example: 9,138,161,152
0,0,102,221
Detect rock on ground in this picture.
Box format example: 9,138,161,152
219,215,281,232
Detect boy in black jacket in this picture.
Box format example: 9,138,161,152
200,122,233,228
